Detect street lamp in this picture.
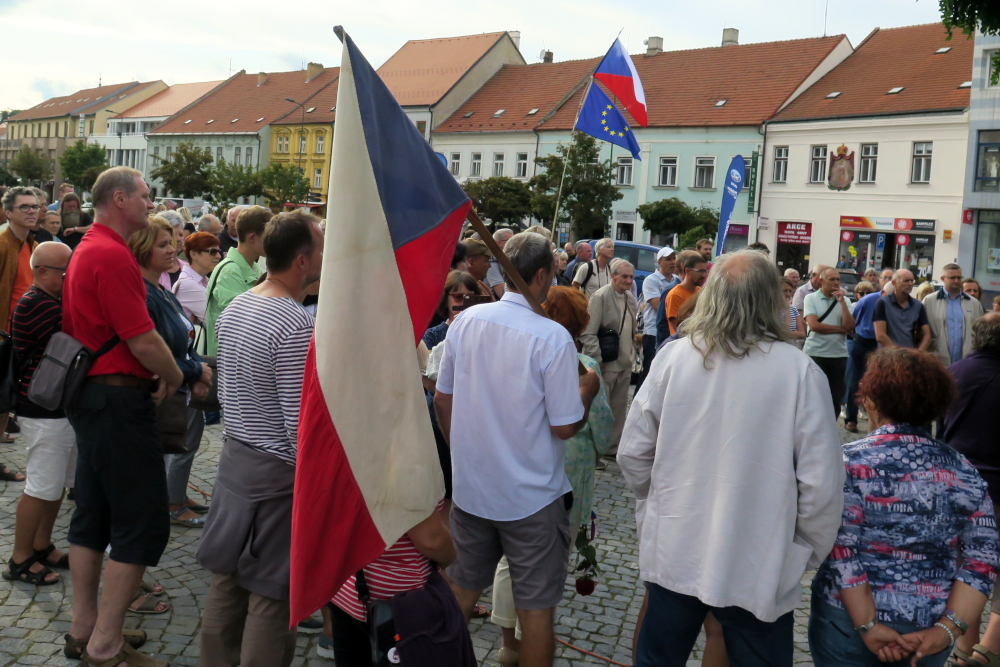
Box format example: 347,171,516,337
285,97,307,207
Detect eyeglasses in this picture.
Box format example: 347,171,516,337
15,204,42,213
689,268,709,274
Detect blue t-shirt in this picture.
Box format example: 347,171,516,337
851,292,881,340
655,276,682,345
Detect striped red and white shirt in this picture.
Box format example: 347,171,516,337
332,501,444,621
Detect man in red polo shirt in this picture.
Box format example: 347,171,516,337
62,166,184,667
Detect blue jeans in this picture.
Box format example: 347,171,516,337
808,596,949,667
846,336,878,424
635,583,793,667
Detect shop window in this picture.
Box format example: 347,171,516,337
616,157,633,186
860,144,878,183
911,142,932,183
694,157,715,188
659,156,677,186
975,210,1000,298
976,130,1000,192
810,145,827,183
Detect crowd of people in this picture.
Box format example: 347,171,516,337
2,169,1000,667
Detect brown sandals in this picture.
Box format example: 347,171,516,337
64,629,147,660
80,642,167,667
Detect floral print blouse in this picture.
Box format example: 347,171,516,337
565,353,614,531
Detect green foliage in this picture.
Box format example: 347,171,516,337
149,141,212,198
0,166,17,187
636,197,719,247
939,0,1000,84
59,142,108,192
529,132,622,239
0,109,22,123
461,176,531,227
574,528,602,579
259,162,310,212
209,161,263,215
9,148,51,183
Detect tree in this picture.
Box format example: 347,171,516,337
461,177,531,228
59,141,108,192
149,141,212,198
0,109,22,123
636,197,719,249
9,148,51,183
208,161,263,214
529,132,622,239
259,163,310,212
939,0,1000,84
0,166,17,187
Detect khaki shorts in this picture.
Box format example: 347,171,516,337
447,494,571,611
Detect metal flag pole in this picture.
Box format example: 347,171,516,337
549,80,593,239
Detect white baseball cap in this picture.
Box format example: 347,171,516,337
656,246,676,260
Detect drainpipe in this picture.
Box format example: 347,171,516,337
752,122,768,245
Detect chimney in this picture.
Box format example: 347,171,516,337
543,50,553,64
722,28,739,47
306,62,324,83
257,72,268,87
645,36,663,56
508,30,521,51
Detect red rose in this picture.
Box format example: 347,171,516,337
575,577,595,596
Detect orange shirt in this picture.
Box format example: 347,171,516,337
8,241,33,331
664,283,700,335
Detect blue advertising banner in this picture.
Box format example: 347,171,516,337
715,156,746,258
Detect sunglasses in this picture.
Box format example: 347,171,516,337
199,248,223,257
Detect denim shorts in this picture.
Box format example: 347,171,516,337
808,596,949,667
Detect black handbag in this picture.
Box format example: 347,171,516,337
0,331,19,413
155,390,188,455
597,298,629,363
355,569,399,666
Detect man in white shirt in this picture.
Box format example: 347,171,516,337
572,237,614,300
639,247,677,386
435,232,600,667
619,249,843,666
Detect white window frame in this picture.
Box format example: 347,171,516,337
216,147,223,163
693,156,716,189
810,145,828,183
299,134,307,154
165,146,172,161
314,168,322,188
316,134,324,153
245,147,252,166
470,152,482,177
658,156,678,186
859,143,877,183
450,153,461,176
234,146,241,166
515,153,528,178
493,152,505,177
772,146,788,182
911,142,932,183
616,157,633,186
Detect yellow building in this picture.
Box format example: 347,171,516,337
268,71,338,216
3,81,166,195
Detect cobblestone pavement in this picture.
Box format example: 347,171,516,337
0,415,892,666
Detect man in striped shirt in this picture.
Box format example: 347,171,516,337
197,209,323,667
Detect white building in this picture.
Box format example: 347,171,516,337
758,23,974,281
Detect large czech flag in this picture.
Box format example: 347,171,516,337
289,28,471,624
593,38,648,127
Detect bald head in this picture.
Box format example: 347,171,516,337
893,269,915,297
30,241,72,299
199,213,222,235
810,264,830,289
225,206,247,237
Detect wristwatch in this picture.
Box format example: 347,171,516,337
855,618,877,635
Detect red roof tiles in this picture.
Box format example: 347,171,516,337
272,77,339,125
151,67,340,135
772,23,973,122
10,82,160,121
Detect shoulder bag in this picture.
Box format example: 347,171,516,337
597,297,629,363
27,332,120,411
816,298,839,324
152,285,192,455
355,569,399,666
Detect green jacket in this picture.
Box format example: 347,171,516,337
204,249,262,355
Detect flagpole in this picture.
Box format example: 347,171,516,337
550,79,593,240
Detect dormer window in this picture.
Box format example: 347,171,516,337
887,87,904,95
714,100,727,107
493,109,505,117
935,47,951,54
207,119,215,124
826,91,842,98
527,108,539,115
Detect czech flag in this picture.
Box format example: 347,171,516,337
593,38,648,127
289,28,470,624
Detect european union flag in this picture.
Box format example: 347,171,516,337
575,82,641,160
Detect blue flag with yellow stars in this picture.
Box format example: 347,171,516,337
575,82,641,160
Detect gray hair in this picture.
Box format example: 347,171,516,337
524,225,552,241
575,240,590,252
197,214,220,231
941,262,961,273
92,166,142,209
810,263,829,277
610,258,634,275
2,186,37,211
555,250,568,262
973,313,1000,352
159,210,184,229
493,228,514,242
783,268,799,278
595,237,613,252
503,232,554,290
683,249,789,364
30,187,48,206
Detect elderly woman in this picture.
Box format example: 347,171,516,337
809,348,998,667
128,217,213,532
157,210,187,287
491,286,614,666
172,232,222,327
554,250,572,286
580,259,638,454
782,277,807,342
57,193,92,249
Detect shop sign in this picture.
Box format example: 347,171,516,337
615,210,637,222
876,234,886,251
913,235,934,246
746,151,758,214
896,234,910,246
840,216,936,232
758,217,770,230
729,224,750,235
777,221,812,245
963,209,974,225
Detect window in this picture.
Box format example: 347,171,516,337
860,144,878,183
911,142,932,183
516,153,528,178
314,168,322,188
46,122,51,137
449,153,461,176
54,123,59,137
772,147,788,182
658,156,677,186
78,117,85,137
988,51,999,88
416,121,427,137
217,147,224,162
63,121,68,136
810,145,827,183
246,147,253,165
694,157,715,188
299,134,306,154
470,152,482,177
153,146,160,160
234,147,241,165
88,120,93,135
165,146,173,162
616,157,633,186
316,134,324,153
976,130,1000,191
493,152,504,177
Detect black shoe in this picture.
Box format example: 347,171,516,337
297,617,324,634
5,416,19,434
66,489,75,501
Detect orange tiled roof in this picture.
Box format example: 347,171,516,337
120,81,225,119
9,82,160,121
151,67,340,135
377,32,513,106
772,23,972,122
272,77,339,125
434,58,600,133
537,35,848,130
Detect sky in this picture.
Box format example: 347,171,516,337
1,0,947,112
